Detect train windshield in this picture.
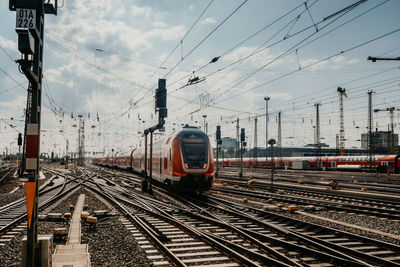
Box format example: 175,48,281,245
182,133,207,162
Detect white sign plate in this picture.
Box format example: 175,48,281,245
16,8,36,30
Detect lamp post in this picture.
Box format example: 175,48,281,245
268,138,276,192
264,97,270,168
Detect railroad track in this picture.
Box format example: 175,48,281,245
0,171,82,245
211,184,400,221
218,167,400,185
0,165,17,186
80,167,400,266
187,193,400,266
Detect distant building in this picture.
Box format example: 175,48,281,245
361,131,398,153
304,143,329,148
221,137,237,150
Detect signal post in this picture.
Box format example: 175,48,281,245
8,0,57,266
142,79,167,194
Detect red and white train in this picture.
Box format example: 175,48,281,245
93,126,214,192
218,155,400,173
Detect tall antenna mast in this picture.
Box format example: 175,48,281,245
337,87,347,155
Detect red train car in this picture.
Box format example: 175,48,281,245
94,126,214,192
217,155,400,173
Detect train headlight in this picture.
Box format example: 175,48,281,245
203,163,207,169
184,163,189,169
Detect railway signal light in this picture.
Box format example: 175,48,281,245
18,133,22,146
240,128,245,142
216,125,221,140
155,79,167,127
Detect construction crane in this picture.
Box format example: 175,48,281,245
337,87,347,156
374,107,400,154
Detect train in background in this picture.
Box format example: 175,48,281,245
93,126,214,192
218,155,400,173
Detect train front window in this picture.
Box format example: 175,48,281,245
182,134,207,163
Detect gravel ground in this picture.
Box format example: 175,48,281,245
0,188,151,267
0,167,19,194
209,191,400,245
0,171,53,208
286,211,400,245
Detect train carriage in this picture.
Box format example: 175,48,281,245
94,126,214,192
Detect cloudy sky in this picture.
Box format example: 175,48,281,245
0,0,400,157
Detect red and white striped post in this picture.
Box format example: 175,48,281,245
25,123,39,171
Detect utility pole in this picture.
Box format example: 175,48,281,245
239,128,245,178
149,130,153,194
367,90,374,171
236,118,239,161
264,96,270,168
336,134,339,155
315,103,321,170
277,111,282,157
337,87,347,155
9,1,57,265
268,139,276,192
65,139,69,169
77,115,85,166
254,117,257,166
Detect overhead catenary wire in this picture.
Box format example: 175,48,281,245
164,0,386,120
165,0,379,116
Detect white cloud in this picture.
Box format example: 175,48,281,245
201,17,216,25
269,92,293,101
0,36,18,54
153,21,167,28
145,26,185,41
131,6,151,17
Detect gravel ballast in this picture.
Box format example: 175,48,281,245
0,187,151,267
209,191,400,245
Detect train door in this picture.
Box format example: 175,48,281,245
284,160,288,170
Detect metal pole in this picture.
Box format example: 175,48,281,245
26,1,45,264
315,103,321,170
254,117,257,168
239,139,243,178
367,90,373,171
278,111,282,157
236,118,239,161
216,138,219,178
264,97,269,168
65,139,68,169
149,131,153,194
271,144,274,192
144,134,148,178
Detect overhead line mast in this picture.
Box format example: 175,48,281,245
337,87,347,156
